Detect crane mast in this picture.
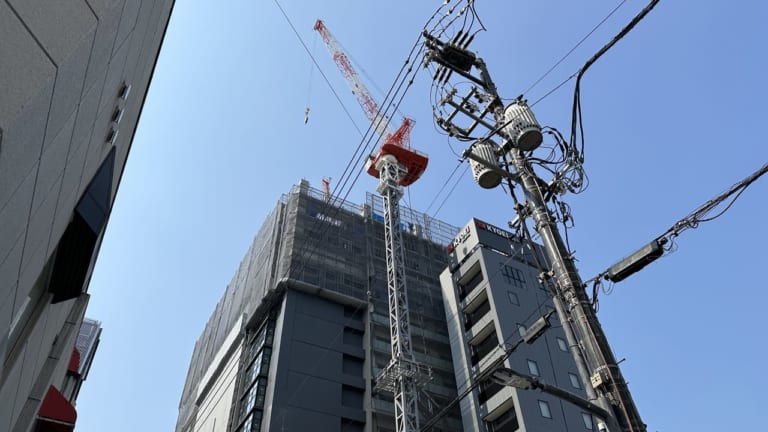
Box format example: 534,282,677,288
314,19,429,432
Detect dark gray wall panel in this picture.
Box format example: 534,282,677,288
33,111,76,212
69,75,105,163
0,3,55,208
7,0,97,151
0,170,36,278
81,0,122,94
114,0,140,53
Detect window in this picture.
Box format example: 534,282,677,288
341,385,364,409
464,298,491,330
342,354,363,376
458,265,484,300
507,291,519,305
486,406,519,432
527,359,540,377
569,372,581,389
477,378,504,404
538,400,552,419
343,327,363,347
111,106,124,124
517,324,527,338
246,351,264,384
105,127,118,144
118,82,131,99
470,330,499,366
582,413,595,430
557,337,568,352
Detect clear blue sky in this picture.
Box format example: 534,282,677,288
76,1,767,431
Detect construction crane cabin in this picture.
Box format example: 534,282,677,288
314,19,429,432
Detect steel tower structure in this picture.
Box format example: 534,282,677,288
314,20,429,432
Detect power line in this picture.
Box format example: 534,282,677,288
521,0,629,97
431,164,469,219
273,2,464,410
586,161,768,293
272,0,363,136
424,161,463,215
570,0,661,158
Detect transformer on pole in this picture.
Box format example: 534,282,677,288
423,29,646,432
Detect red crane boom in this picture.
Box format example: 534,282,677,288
313,19,427,186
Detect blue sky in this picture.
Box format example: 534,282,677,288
76,1,767,431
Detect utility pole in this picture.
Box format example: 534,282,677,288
423,31,645,432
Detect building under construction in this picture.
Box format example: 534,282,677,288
175,180,463,432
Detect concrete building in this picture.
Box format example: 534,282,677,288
176,181,464,432
440,218,598,432
0,1,174,431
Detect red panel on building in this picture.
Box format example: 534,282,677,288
67,349,80,375
35,386,76,432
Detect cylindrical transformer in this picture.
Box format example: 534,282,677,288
503,100,543,151
469,141,502,189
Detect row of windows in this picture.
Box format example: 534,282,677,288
235,318,276,432
537,400,597,430
525,359,582,389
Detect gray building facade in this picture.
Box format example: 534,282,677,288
0,1,174,431
440,218,597,432
176,181,464,432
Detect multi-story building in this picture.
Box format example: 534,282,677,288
0,2,174,431
176,180,463,432
440,218,597,432
176,181,602,432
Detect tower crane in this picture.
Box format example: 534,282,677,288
314,19,428,432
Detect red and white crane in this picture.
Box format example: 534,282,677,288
314,19,428,432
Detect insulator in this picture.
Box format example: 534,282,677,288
469,141,502,189
503,100,543,151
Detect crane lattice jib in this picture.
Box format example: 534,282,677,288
314,19,413,149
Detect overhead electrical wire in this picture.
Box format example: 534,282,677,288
285,2,499,417
570,0,661,159
274,0,478,407
521,0,629,97
586,161,768,304
424,160,463,215
287,11,434,272
431,164,469,219
273,0,363,136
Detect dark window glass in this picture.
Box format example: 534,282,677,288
477,378,503,404
458,268,484,300
342,354,364,376
343,328,363,347
470,330,499,365
49,148,115,303
341,385,364,409
486,406,519,432
464,298,491,330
